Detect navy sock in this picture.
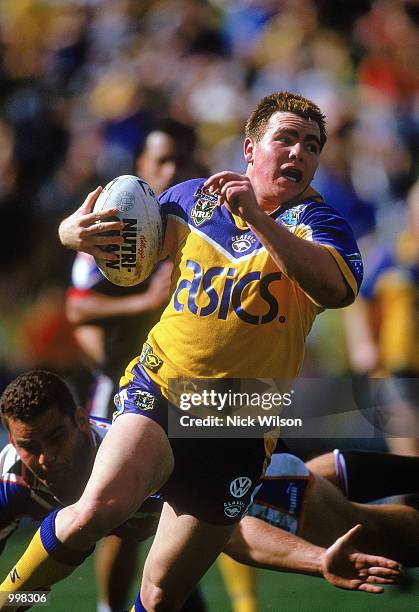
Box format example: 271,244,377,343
40,509,95,566
134,591,147,611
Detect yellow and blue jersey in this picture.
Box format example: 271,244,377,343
122,178,362,391
361,231,419,374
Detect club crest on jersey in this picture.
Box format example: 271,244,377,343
231,234,256,253
191,187,218,226
140,342,163,372
134,390,155,411
280,204,306,228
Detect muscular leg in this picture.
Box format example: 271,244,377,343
140,502,237,611
303,474,419,565
56,413,173,549
0,414,174,598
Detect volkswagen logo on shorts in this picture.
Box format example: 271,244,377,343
230,476,252,498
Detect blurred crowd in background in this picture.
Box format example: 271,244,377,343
0,0,418,426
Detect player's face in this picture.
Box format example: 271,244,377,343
245,111,321,209
8,405,91,500
136,132,179,195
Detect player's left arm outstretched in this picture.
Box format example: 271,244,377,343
226,518,401,593
204,172,352,308
320,524,402,593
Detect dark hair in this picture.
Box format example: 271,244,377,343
0,370,77,427
137,118,197,158
245,91,327,149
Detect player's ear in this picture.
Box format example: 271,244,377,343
75,406,90,432
244,137,254,164
3,420,15,446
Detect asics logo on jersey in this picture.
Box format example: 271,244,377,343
173,260,282,325
230,476,252,498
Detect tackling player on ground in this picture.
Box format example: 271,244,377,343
1,370,416,607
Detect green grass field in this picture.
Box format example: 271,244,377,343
2,521,418,611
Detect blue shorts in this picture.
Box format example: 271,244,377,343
113,364,269,524
247,452,312,535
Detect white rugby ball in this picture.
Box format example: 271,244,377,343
93,175,163,286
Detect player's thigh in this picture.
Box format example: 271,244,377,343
81,413,174,517
302,474,360,547
142,501,235,606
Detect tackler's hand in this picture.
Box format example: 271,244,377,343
321,524,402,593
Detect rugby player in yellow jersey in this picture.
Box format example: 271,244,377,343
0,92,363,611
344,179,419,457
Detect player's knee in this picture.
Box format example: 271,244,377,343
307,452,337,483
141,579,182,611
71,498,129,540
140,582,166,611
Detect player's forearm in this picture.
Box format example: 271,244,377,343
342,300,379,373
67,293,158,323
248,209,351,308
226,517,325,577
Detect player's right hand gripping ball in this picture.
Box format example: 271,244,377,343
93,175,163,286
